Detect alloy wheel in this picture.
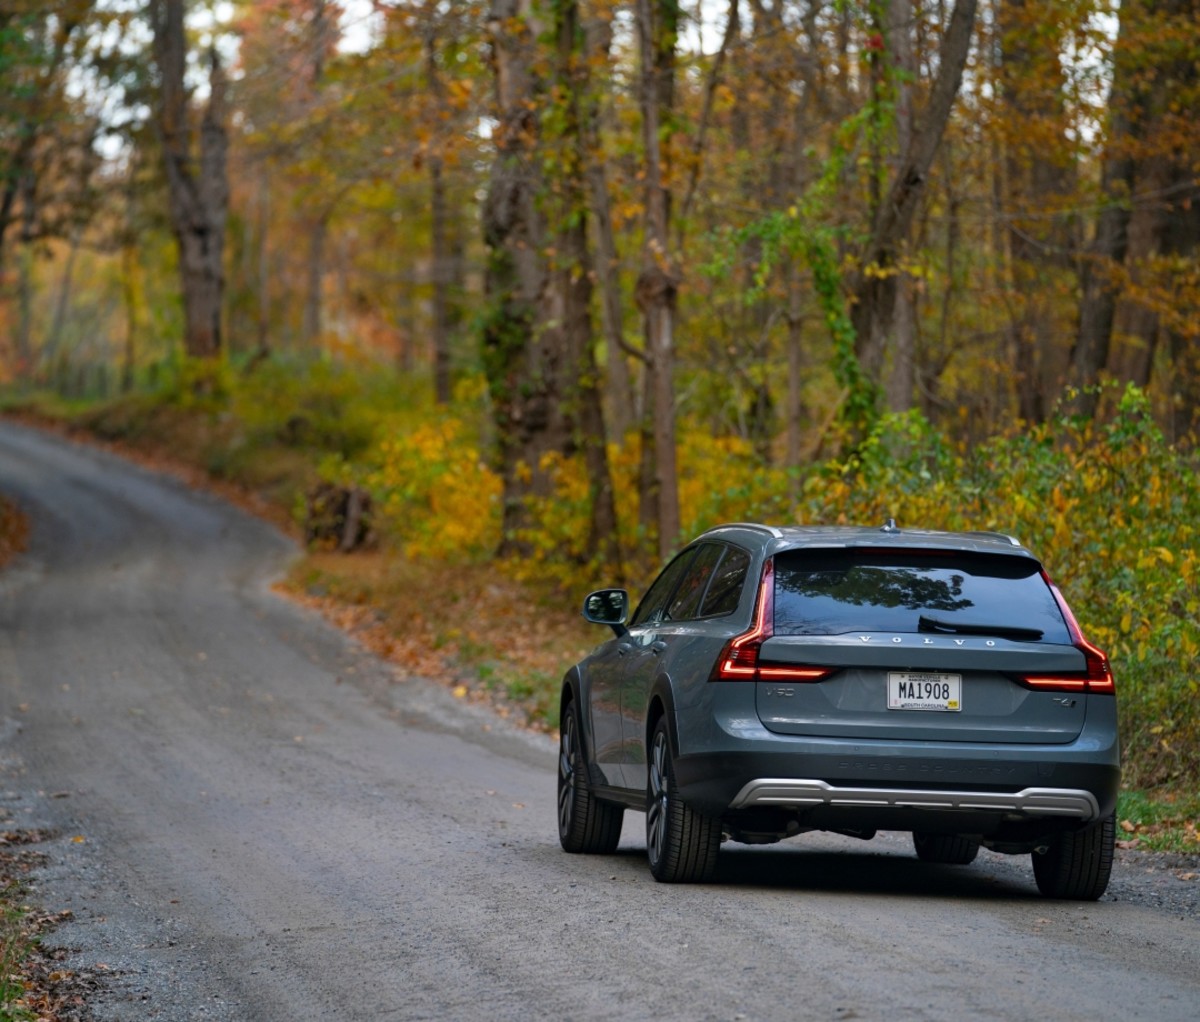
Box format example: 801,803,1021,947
558,709,578,838
646,726,670,868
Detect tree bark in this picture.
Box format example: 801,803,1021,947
482,0,554,554
151,0,229,361
634,0,681,561
1066,3,1142,418
482,0,618,568
303,211,327,347
0,4,83,295
998,0,1076,423
430,153,452,403
47,224,82,366
423,12,453,404
884,0,917,412
554,0,620,572
850,0,978,385
255,169,272,361
582,10,635,443
121,237,137,391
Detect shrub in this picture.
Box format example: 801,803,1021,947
793,387,1200,789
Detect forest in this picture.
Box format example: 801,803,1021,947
1,1,1199,806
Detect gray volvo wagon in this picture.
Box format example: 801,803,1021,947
557,521,1119,899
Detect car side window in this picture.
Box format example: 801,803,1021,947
699,546,751,617
630,548,697,628
665,543,725,621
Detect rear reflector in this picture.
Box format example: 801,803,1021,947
711,558,835,683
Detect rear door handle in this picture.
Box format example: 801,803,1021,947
650,640,667,654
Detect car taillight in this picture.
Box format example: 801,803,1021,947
1018,573,1116,694
710,558,835,683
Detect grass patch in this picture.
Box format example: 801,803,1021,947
1116,789,1200,853
1,892,36,1021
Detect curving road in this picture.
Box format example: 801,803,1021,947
1,420,1198,1022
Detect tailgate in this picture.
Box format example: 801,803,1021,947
754,635,1088,744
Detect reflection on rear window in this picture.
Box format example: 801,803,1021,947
773,549,1071,642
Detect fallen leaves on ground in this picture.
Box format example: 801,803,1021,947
2,829,107,1022
0,495,29,569
280,550,595,731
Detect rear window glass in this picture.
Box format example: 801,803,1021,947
772,549,1071,642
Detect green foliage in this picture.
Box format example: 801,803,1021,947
349,392,502,562
231,358,380,460
715,95,886,445
794,385,1200,790
0,891,34,1022
1116,789,1200,852
21,361,1198,799
152,357,235,414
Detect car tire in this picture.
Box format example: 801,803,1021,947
1031,813,1116,900
913,832,980,865
558,697,623,854
646,718,720,883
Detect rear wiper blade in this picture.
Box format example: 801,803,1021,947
918,615,1043,641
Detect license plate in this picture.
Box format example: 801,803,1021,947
888,672,962,712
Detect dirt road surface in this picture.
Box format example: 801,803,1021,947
1,420,1198,1022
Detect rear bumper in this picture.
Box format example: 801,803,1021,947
729,778,1100,820
669,685,1121,828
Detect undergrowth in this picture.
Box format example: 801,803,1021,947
4,362,1197,801
1116,790,1200,853
0,893,35,1021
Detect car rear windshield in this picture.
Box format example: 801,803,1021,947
772,548,1072,642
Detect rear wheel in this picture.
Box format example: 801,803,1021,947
1032,813,1115,900
646,718,720,883
913,832,980,865
558,697,623,853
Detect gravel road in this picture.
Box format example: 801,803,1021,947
1,420,1198,1022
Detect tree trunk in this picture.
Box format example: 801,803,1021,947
483,0,552,554
0,7,80,301
851,0,978,387
255,169,272,361
634,0,681,561
47,225,82,367
303,212,327,347
430,153,452,403
483,0,621,561
995,0,1078,424
1066,3,1142,418
1162,156,1200,437
152,0,229,361
423,15,453,404
582,11,635,443
15,243,34,376
553,0,620,572
121,239,138,392
885,0,917,413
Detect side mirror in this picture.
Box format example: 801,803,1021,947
582,588,629,637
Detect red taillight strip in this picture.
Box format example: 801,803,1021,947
1021,572,1115,695
712,559,774,680
757,665,836,682
711,559,834,683
1020,674,1089,691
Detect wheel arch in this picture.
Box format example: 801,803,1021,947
560,666,604,786
646,675,680,759
559,666,582,721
